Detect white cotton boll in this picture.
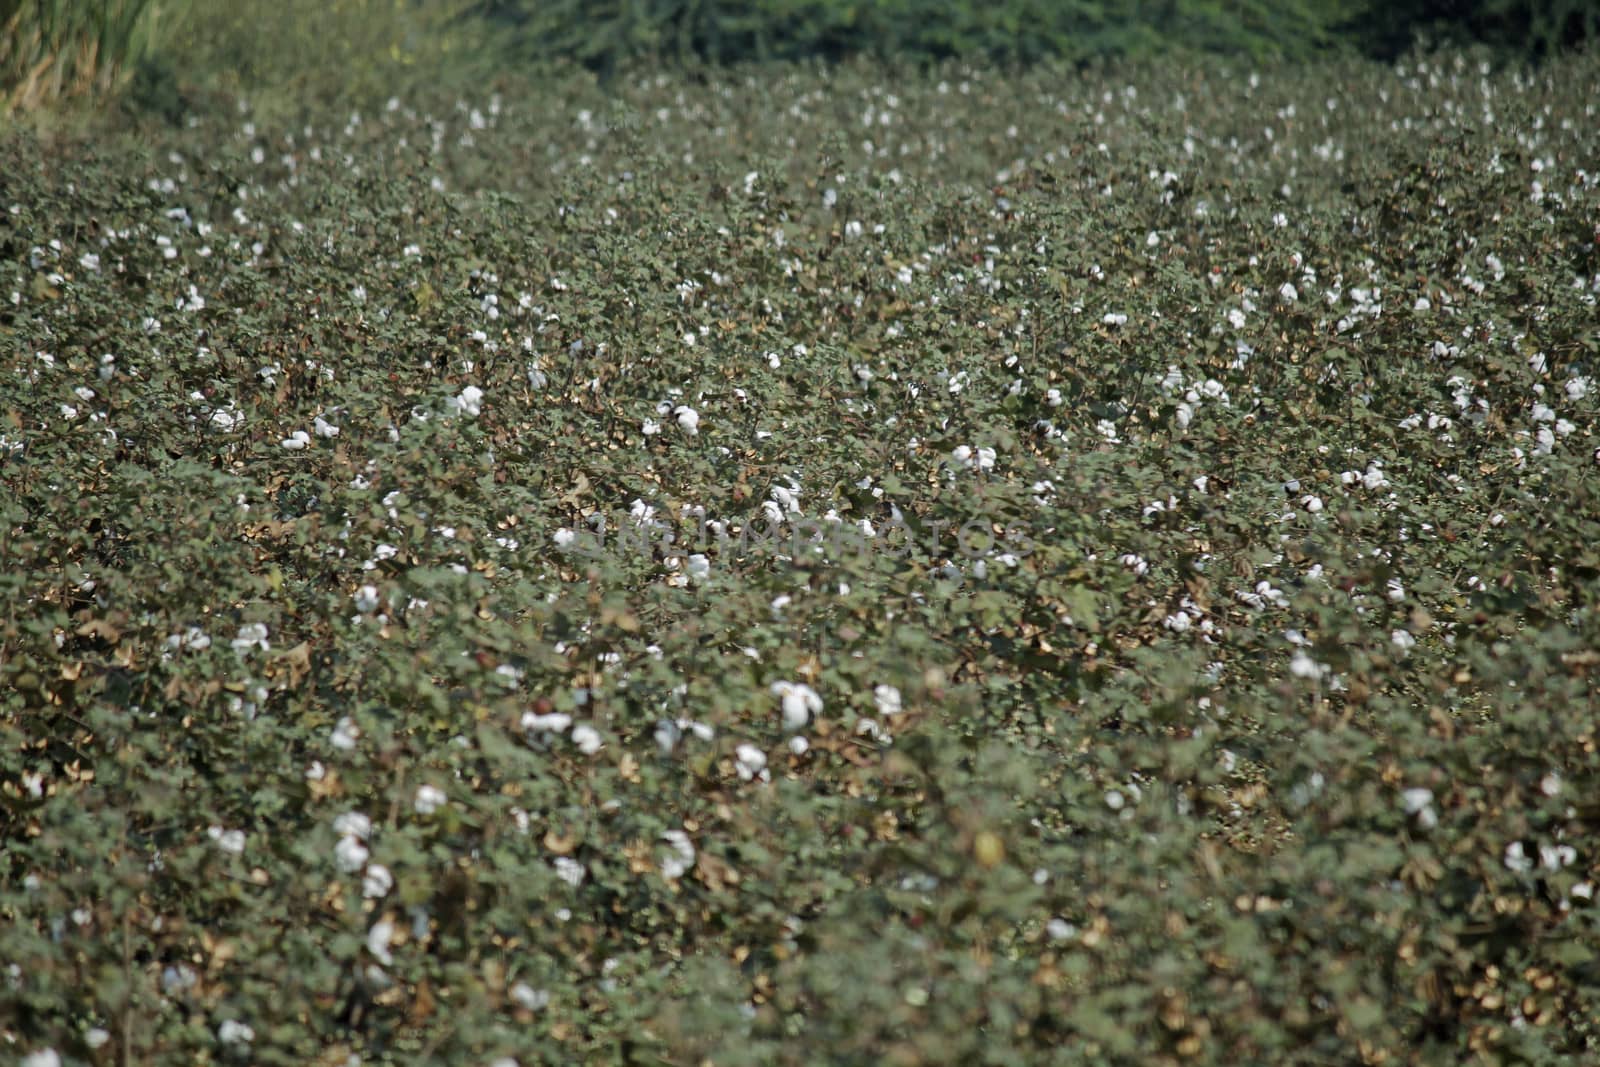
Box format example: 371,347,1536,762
951,444,972,467
554,856,586,887
362,864,394,899
522,711,572,734
446,385,483,418
1402,788,1434,815
675,405,700,434
231,623,269,654
1505,841,1533,873
771,681,822,730
1278,282,1298,304
789,735,810,756
735,743,768,781
314,415,340,438
874,684,903,716
216,1021,255,1046
335,835,370,873
1289,651,1326,680
510,984,551,1011
367,919,395,965
660,830,696,880
1541,844,1576,870
654,719,682,755
330,716,361,750
571,723,602,755
280,430,311,450
686,554,710,582
413,784,447,815
207,826,246,854
642,419,661,435
354,585,380,613
334,812,372,840
976,446,996,471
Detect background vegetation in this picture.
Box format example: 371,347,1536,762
2,0,1597,118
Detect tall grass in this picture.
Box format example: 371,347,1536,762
1,0,173,114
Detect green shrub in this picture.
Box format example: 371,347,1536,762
1349,0,1597,62
477,0,1365,73
161,0,493,110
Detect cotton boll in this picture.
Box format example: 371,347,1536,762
363,864,394,899
335,835,370,873
413,784,447,815
771,681,822,730
571,723,603,755
675,405,700,435
367,919,395,965
735,743,768,781
331,717,361,750
660,830,696,880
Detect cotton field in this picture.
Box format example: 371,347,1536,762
4,52,1600,1065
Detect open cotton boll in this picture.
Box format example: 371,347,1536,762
660,830,696,880
771,681,822,730
413,784,447,815
334,835,369,873
675,405,700,434
448,385,483,417
571,723,603,755
735,743,769,781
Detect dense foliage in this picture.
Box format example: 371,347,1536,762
1,0,169,113
3,0,1596,118
476,0,1360,71
4,49,1600,1065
